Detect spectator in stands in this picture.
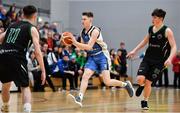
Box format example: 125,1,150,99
56,54,75,91
110,49,119,79
114,49,121,75
69,55,81,90
0,7,7,21
47,31,54,50
53,33,60,46
39,21,49,39
53,45,59,60
29,51,44,92
15,9,23,22
76,50,87,70
6,3,16,22
157,68,169,87
172,50,180,88
27,51,36,87
118,42,128,77
42,51,56,92
47,47,58,73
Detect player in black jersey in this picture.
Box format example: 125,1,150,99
0,5,46,112
127,8,177,110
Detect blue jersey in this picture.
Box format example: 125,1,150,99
81,26,111,73
81,26,108,56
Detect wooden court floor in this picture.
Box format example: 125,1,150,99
1,87,180,113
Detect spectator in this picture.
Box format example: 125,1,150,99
157,68,169,87
53,45,59,60
47,48,58,73
172,50,180,88
118,42,128,77
27,51,37,87
76,51,87,70
56,54,75,91
69,56,82,90
0,8,7,21
6,3,16,22
30,51,44,92
42,51,56,92
39,22,49,39
47,31,54,50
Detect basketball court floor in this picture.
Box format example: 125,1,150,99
1,87,180,112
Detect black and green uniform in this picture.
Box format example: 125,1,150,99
137,25,171,81
0,21,33,87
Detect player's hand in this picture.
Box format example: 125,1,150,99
41,71,46,85
66,32,77,44
126,50,136,59
164,58,172,67
71,36,77,44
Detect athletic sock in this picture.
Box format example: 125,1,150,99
23,103,31,113
121,82,127,87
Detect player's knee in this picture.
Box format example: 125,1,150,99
137,76,145,85
82,74,90,81
104,79,110,86
145,80,152,86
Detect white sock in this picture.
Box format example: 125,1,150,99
121,82,127,87
79,92,84,101
23,103,31,112
144,97,149,101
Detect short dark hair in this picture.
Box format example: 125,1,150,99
23,5,37,18
82,12,93,18
120,42,125,46
151,8,166,19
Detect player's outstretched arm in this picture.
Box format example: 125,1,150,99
127,35,149,59
31,27,46,85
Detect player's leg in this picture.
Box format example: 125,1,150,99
136,59,149,97
68,68,94,107
21,86,31,113
136,75,146,96
141,79,152,110
1,82,11,112
16,61,31,113
101,70,134,97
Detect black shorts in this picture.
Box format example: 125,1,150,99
0,54,29,87
137,58,164,82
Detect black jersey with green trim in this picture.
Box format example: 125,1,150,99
0,21,33,61
144,25,171,62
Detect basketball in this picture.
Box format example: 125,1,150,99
61,32,73,46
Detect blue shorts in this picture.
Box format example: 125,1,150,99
85,52,110,73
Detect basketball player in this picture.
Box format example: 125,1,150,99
0,5,46,112
127,8,177,110
68,12,134,107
